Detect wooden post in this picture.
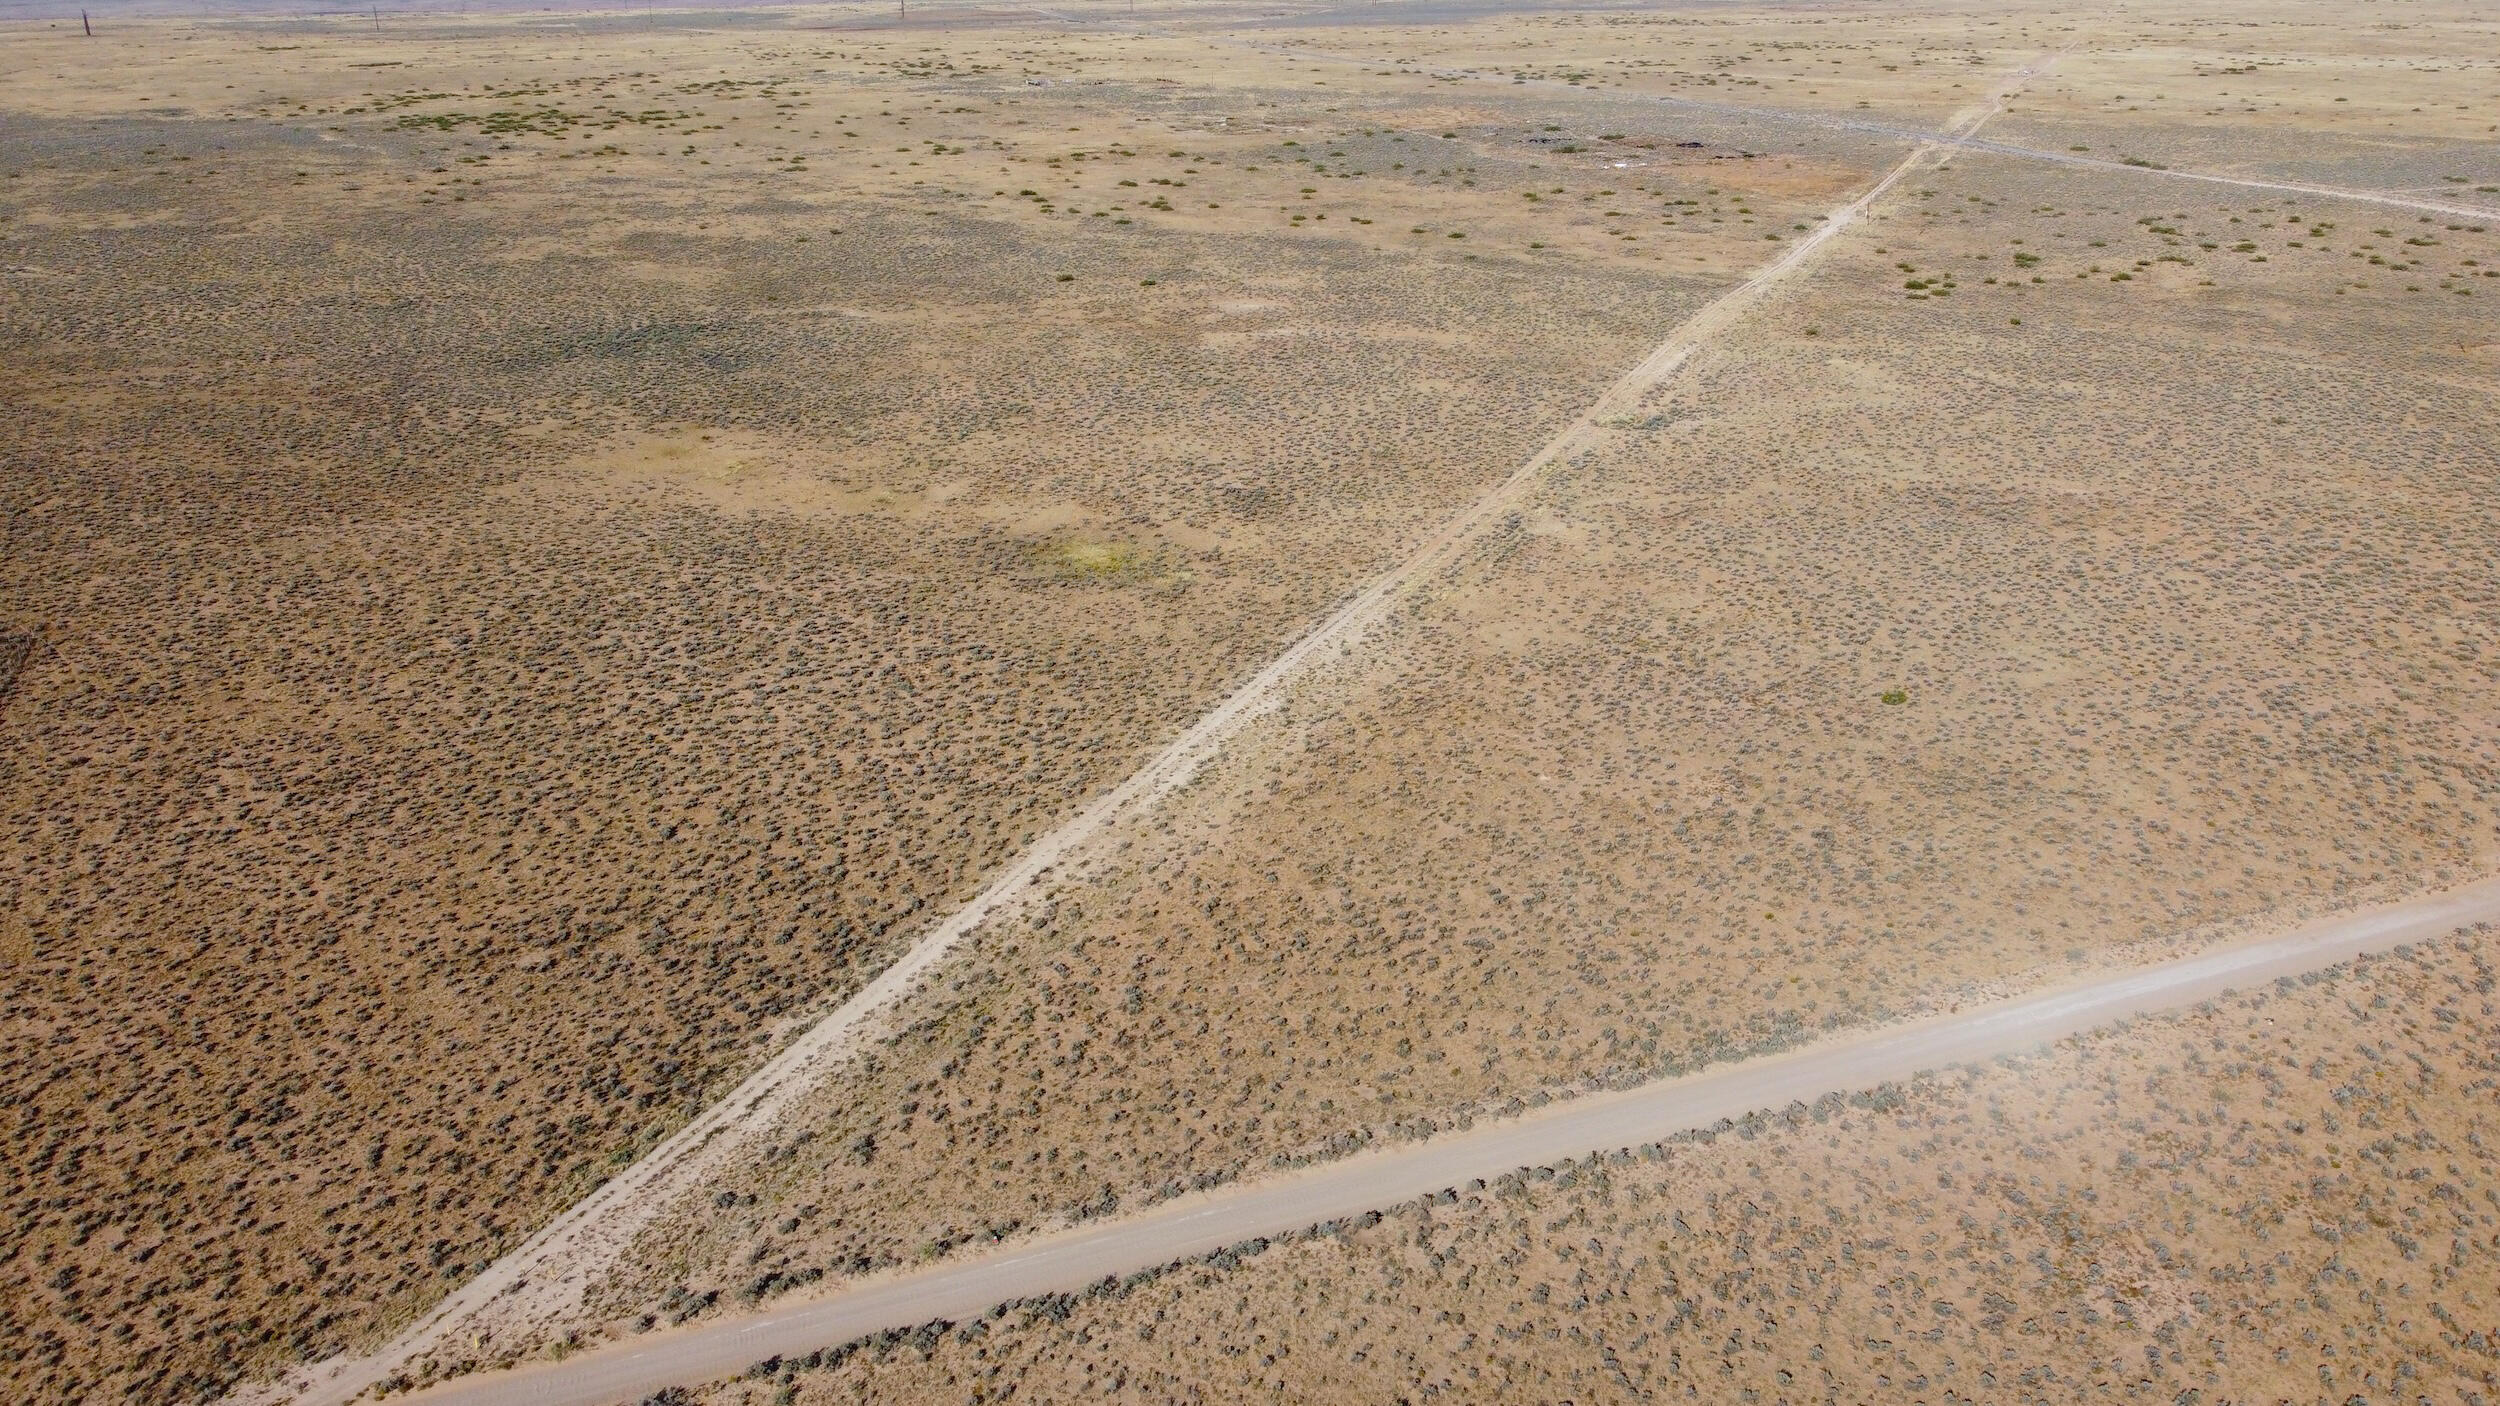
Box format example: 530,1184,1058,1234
82,9,92,34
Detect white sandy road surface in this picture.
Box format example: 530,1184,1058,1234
396,874,2500,1406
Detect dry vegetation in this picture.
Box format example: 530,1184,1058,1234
600,113,2498,1368
3,0,2496,1402
697,933,2500,1406
0,8,1871,1401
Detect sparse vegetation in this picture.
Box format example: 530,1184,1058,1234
6,0,2496,1400
704,937,2500,1406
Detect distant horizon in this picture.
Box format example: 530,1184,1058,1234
3,0,1617,27
2,0,842,21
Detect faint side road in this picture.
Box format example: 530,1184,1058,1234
398,874,2500,1406
1179,25,2499,222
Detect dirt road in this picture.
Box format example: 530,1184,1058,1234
394,875,2500,1406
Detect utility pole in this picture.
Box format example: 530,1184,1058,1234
81,8,91,34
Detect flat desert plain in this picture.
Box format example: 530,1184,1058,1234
1,0,2494,1402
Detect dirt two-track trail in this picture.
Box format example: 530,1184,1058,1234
399,876,2500,1406
262,51,2062,1406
